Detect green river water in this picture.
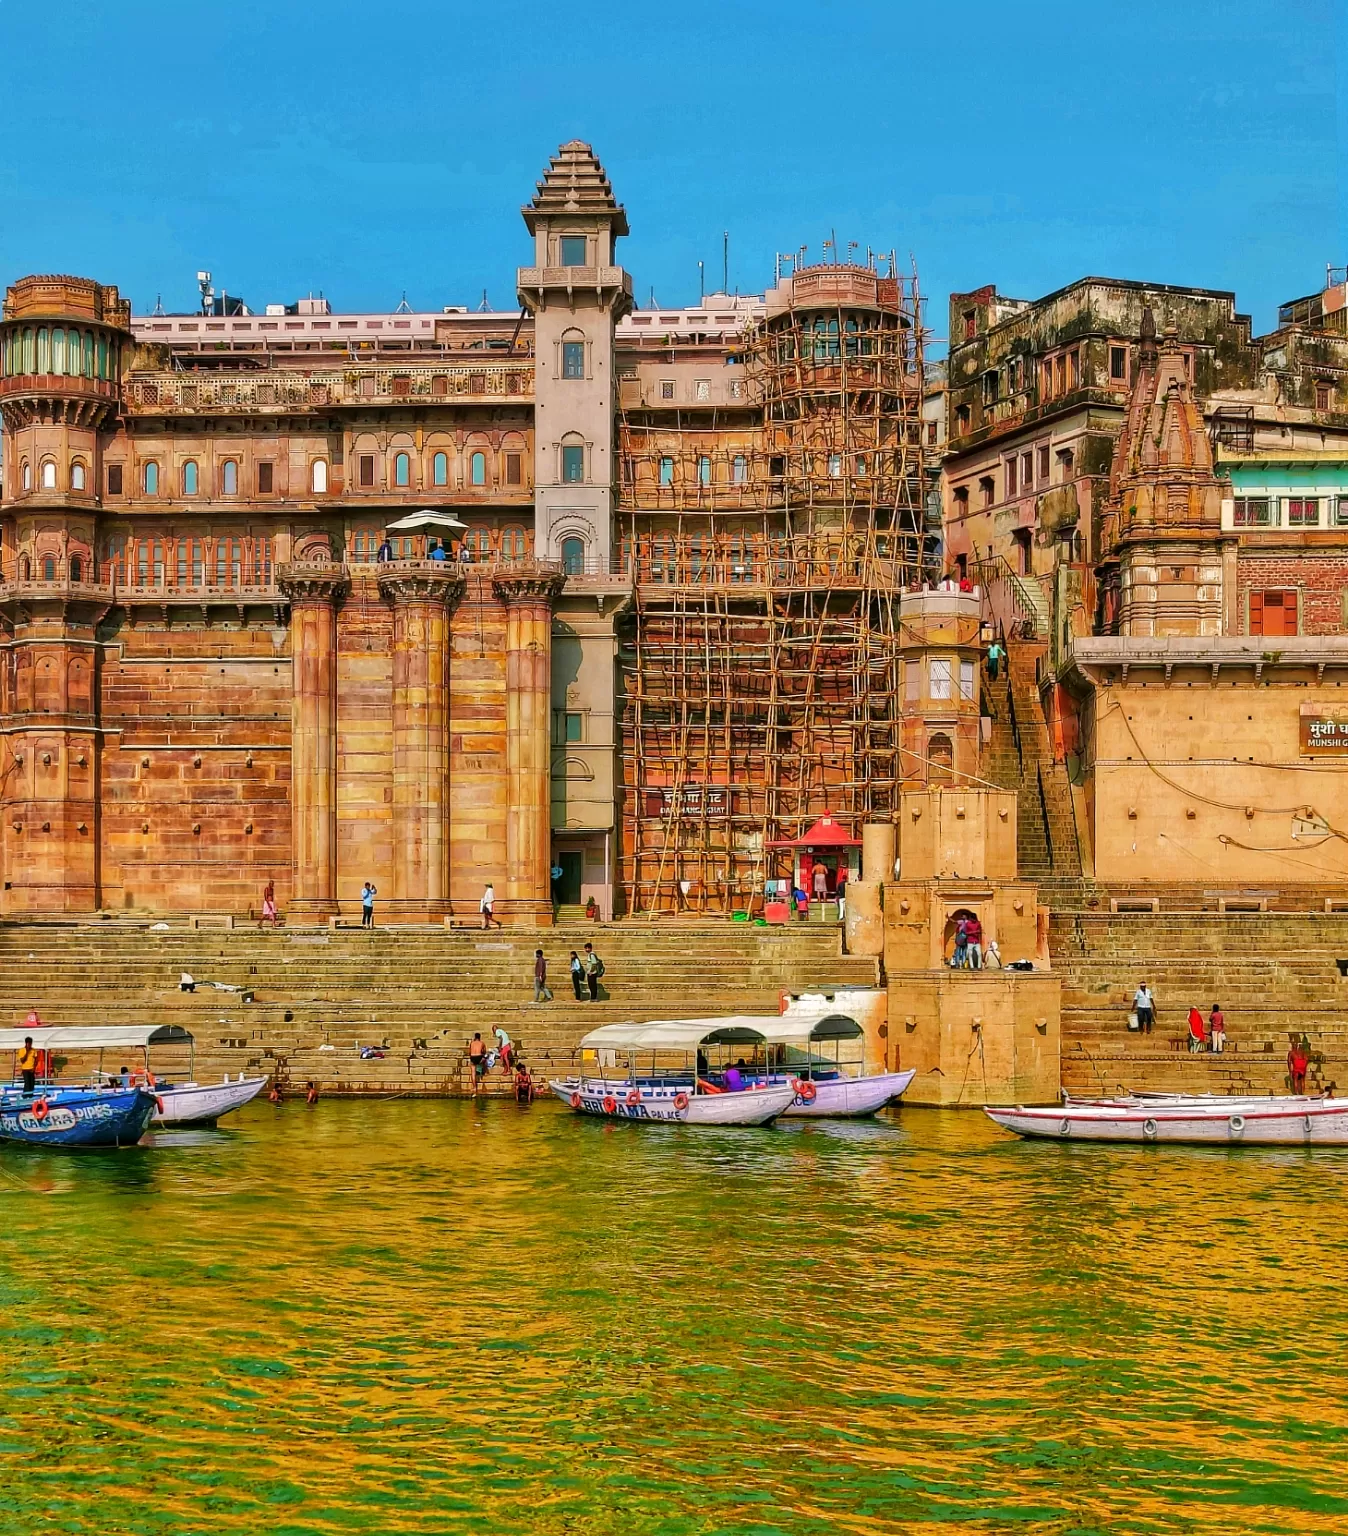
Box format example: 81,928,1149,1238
0,1099,1345,1535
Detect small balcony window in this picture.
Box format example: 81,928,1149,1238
561,536,586,575
394,451,410,488
182,461,198,496
311,458,328,493
559,235,587,267
433,452,448,487
71,462,86,492
561,445,584,484
471,451,487,487
732,455,747,485
358,454,375,488
505,452,522,487
221,459,238,496
143,462,159,496
257,462,274,494
41,460,57,490
562,340,585,379
658,456,674,487
698,456,711,486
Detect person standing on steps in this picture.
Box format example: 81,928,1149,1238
468,1032,487,1095
986,637,1005,682
361,881,377,928
494,1025,514,1073
480,883,502,930
1209,1003,1226,1055
1133,981,1155,1035
569,950,585,1000
964,912,984,969
1288,1033,1310,1094
1187,1005,1208,1053
533,949,552,1004
260,881,279,927
583,942,604,1002
952,916,968,969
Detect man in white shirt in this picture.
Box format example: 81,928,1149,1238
480,883,501,930
1133,982,1155,1035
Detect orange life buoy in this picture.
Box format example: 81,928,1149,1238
32,1097,49,1122
569,1091,582,1109
626,1088,641,1107
796,1080,817,1104
697,1077,724,1096
601,1095,618,1115
673,1091,690,1111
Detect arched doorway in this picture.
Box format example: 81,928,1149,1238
928,732,954,783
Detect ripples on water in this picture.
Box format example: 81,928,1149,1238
1,1101,1346,1534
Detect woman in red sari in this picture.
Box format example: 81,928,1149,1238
1187,1006,1208,1053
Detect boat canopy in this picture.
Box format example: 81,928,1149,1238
0,1025,195,1051
580,1018,777,1054
761,1012,863,1046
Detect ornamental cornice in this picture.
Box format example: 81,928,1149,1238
276,561,350,604
490,559,567,605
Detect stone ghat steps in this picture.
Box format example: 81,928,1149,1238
0,923,875,1097
1049,913,1348,955
1060,1049,1339,1098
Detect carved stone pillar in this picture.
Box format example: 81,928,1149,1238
278,562,349,916
378,564,465,920
493,561,566,924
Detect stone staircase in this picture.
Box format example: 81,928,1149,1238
982,639,1081,879
1052,910,1348,1096
0,919,877,1098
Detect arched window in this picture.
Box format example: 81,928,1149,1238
432,451,448,487
182,460,198,496
71,462,86,491
70,556,82,582
732,455,748,485
311,458,328,493
501,525,526,559
22,328,35,373
561,440,584,484
40,460,57,490
83,332,94,378
36,327,50,373
464,527,490,560
143,462,159,496
221,459,238,496
394,451,410,487
42,556,56,581
21,461,31,492
52,328,67,375
96,334,108,378
470,451,486,487
697,456,711,486
561,536,586,576
928,733,954,784
561,330,585,379
19,555,31,580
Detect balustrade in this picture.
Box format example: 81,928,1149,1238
126,363,533,414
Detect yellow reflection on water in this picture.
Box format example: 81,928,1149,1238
0,1101,1345,1534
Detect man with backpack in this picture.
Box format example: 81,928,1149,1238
583,942,605,1002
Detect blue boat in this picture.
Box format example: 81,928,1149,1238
0,1085,158,1149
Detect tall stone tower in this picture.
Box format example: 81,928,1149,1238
1105,309,1228,637
518,141,633,569
0,276,130,910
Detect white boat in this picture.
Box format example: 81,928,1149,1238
551,1019,797,1127
763,1007,914,1118
154,1075,268,1127
986,1096,1348,1146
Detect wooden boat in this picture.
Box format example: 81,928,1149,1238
986,1095,1348,1145
155,1074,268,1127
551,1020,796,1126
763,1007,914,1118
2,1025,267,1138
0,1084,158,1148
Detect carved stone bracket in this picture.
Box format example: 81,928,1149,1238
377,561,467,611
490,558,566,605
277,560,350,606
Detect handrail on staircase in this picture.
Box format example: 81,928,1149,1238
973,553,1048,639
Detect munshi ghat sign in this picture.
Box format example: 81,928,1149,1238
1300,714,1348,752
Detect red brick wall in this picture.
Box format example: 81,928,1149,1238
1235,551,1348,635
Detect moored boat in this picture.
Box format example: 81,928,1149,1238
986,1096,1348,1146
0,1084,158,1148
763,1006,914,1118
154,1074,268,1127
551,1019,796,1126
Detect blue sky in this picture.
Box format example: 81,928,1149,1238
0,0,1342,343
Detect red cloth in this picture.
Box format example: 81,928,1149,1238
1188,1007,1207,1041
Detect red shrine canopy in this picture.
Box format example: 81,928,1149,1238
766,814,863,849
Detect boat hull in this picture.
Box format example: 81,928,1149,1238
154,1076,268,1127
0,1087,157,1149
549,1078,795,1126
780,1069,916,1118
986,1099,1348,1146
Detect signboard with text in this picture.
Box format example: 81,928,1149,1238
1300,715,1348,753
643,786,730,818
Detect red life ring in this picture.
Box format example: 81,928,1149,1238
796,1080,817,1104
32,1098,49,1122
626,1088,641,1107
155,1096,165,1115
569,1092,582,1109
673,1091,690,1111
601,1095,618,1115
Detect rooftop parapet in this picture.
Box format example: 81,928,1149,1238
3,275,131,328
